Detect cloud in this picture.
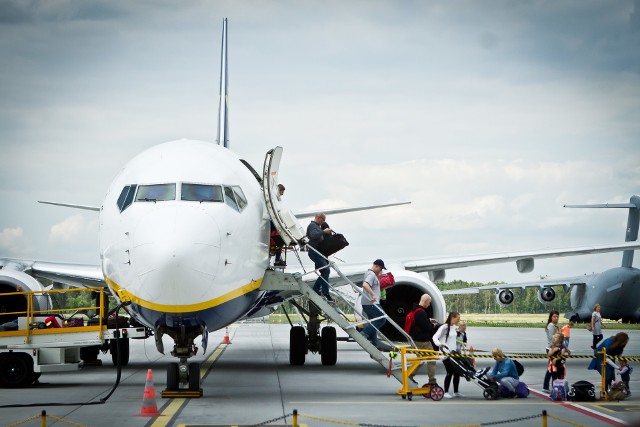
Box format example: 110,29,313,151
48,215,91,243
0,226,30,255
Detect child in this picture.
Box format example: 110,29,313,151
561,316,576,349
548,332,569,381
456,321,468,354
619,359,633,397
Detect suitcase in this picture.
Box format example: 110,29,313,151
568,380,596,401
64,318,84,327
550,379,567,401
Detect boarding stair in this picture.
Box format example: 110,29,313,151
260,262,419,387
260,146,419,387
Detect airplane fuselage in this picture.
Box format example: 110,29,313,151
571,266,640,321
99,139,271,332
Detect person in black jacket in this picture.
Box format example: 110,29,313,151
408,294,438,385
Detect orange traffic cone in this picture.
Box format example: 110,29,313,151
139,369,160,417
223,327,231,344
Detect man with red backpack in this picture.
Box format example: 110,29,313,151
406,294,438,386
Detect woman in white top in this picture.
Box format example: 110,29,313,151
433,311,461,399
591,303,604,350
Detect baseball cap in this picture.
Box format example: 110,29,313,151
373,259,386,270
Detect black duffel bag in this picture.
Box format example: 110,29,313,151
568,380,596,401
318,231,349,257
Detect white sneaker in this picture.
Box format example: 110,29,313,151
454,392,464,398
443,393,453,399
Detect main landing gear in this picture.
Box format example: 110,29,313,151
288,301,337,366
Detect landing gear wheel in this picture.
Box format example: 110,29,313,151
401,394,407,400
110,338,130,365
407,392,413,401
289,326,306,366
167,362,179,391
188,362,201,391
0,353,33,387
430,385,445,401
320,326,337,366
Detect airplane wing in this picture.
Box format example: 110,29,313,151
294,201,410,219
0,259,105,288
399,242,640,281
440,274,595,295
38,201,101,212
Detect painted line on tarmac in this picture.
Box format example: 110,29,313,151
148,333,233,427
528,388,627,427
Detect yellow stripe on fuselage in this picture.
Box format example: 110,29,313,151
104,276,263,313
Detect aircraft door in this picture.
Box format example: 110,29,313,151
262,147,306,246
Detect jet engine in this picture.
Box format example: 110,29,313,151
378,270,446,341
496,289,515,306
537,287,556,304
0,269,51,324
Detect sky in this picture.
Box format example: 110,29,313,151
1,0,639,284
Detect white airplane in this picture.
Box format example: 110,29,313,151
2,19,639,391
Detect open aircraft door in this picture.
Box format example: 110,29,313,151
262,147,307,246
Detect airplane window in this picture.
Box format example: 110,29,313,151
116,186,129,211
117,184,137,212
223,186,239,211
181,184,223,202
232,186,247,210
136,184,175,202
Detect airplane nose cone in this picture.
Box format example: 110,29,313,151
131,205,221,303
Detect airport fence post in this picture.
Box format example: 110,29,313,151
601,347,608,400
41,410,46,427
292,409,298,427
541,410,547,427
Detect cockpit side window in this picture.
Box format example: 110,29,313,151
136,184,175,202
117,184,137,212
181,184,223,202
232,186,247,210
223,186,239,211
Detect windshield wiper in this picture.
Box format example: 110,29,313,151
143,198,157,203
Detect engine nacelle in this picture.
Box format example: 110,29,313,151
0,269,51,324
537,287,556,304
372,269,447,342
496,289,515,306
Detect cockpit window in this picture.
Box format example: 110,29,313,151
223,186,239,211
116,184,137,212
181,184,223,202
135,184,175,202
232,186,247,210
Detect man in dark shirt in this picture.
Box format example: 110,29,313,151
306,213,332,300
409,294,438,385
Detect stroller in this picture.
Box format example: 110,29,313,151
446,351,501,400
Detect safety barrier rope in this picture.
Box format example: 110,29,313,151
247,409,594,427
5,412,88,427
390,347,639,361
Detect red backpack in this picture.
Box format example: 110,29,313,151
403,307,422,334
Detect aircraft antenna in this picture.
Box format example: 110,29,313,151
216,18,229,148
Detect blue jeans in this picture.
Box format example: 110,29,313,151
361,304,386,348
308,249,330,297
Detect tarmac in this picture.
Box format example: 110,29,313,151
0,323,638,427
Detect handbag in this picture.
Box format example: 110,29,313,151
378,272,395,289
318,231,349,257
587,324,593,332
